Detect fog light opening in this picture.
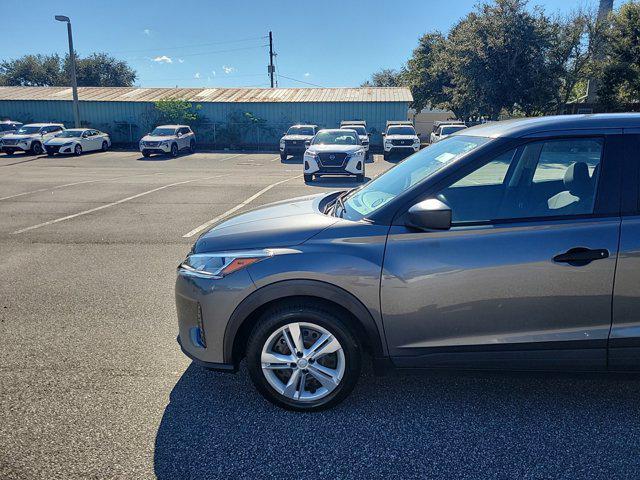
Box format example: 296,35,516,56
356,161,362,170
196,303,207,348
304,161,309,170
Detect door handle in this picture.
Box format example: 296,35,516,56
553,247,609,266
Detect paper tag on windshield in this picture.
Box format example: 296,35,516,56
435,152,456,163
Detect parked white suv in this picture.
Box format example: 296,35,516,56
382,121,420,160
303,129,366,182
0,121,23,139
430,122,467,143
340,121,370,159
1,123,64,155
140,125,196,157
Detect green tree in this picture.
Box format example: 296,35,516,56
0,52,137,87
0,54,63,86
154,99,202,125
66,53,137,87
361,68,404,87
597,2,640,110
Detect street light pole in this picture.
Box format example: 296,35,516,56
55,15,80,128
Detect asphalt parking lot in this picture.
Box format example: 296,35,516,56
1,149,640,479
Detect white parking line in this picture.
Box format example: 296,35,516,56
218,153,244,162
182,174,303,238
0,173,165,202
11,175,225,235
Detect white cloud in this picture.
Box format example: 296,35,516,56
222,65,235,74
304,72,311,77
152,55,172,64
194,72,201,79
211,70,216,76
177,58,184,63
143,29,151,36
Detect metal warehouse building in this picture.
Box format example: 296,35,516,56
0,86,412,147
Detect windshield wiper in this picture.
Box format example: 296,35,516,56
332,189,353,218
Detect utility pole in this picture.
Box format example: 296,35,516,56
585,0,614,104
55,15,80,128
268,31,275,88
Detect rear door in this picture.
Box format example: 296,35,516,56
610,131,640,370
381,134,623,370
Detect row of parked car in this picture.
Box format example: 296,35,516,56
279,120,430,182
0,120,197,158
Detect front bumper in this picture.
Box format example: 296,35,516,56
384,145,420,154
45,144,74,155
280,142,307,154
175,266,256,366
140,143,172,154
2,143,30,152
304,153,365,175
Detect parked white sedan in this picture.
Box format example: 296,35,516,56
44,128,111,156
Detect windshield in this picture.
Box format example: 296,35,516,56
16,126,41,134
340,135,490,220
56,130,83,138
150,127,176,136
387,126,416,136
341,126,366,135
287,126,315,135
440,125,467,135
312,131,358,145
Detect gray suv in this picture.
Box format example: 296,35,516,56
176,114,640,411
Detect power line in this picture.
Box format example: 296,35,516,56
110,35,268,55
130,44,268,60
277,74,324,88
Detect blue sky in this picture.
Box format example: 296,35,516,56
0,0,617,89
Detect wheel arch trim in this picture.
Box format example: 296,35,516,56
223,279,384,364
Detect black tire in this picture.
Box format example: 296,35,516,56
74,144,82,156
31,142,43,155
101,141,108,151
142,150,151,158
280,151,287,161
3,149,15,155
304,174,313,183
189,139,196,153
246,302,362,411
47,151,55,157
383,152,389,161
170,143,178,157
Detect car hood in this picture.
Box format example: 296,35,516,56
141,135,176,142
193,192,339,253
45,137,78,145
306,144,362,154
2,134,37,141
282,135,313,141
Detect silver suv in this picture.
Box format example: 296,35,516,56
176,114,640,411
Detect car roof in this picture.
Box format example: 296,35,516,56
24,123,64,127
462,113,640,139
0,120,21,123
318,128,356,133
289,124,317,128
156,124,189,129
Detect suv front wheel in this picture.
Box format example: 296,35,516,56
246,303,361,411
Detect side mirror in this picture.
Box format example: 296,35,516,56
304,140,311,147
417,133,422,137
177,132,182,137
381,132,386,137
406,198,451,231
367,133,371,137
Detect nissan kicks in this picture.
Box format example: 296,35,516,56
176,114,640,411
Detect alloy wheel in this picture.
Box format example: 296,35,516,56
260,321,345,402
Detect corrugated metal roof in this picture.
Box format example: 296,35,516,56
0,86,412,103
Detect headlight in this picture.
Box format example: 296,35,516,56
279,139,285,146
305,150,318,159
62,142,74,147
161,141,169,146
178,249,273,279
413,138,420,145
352,149,365,157
384,140,392,146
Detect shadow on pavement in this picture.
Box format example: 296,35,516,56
154,362,640,479
308,176,368,187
